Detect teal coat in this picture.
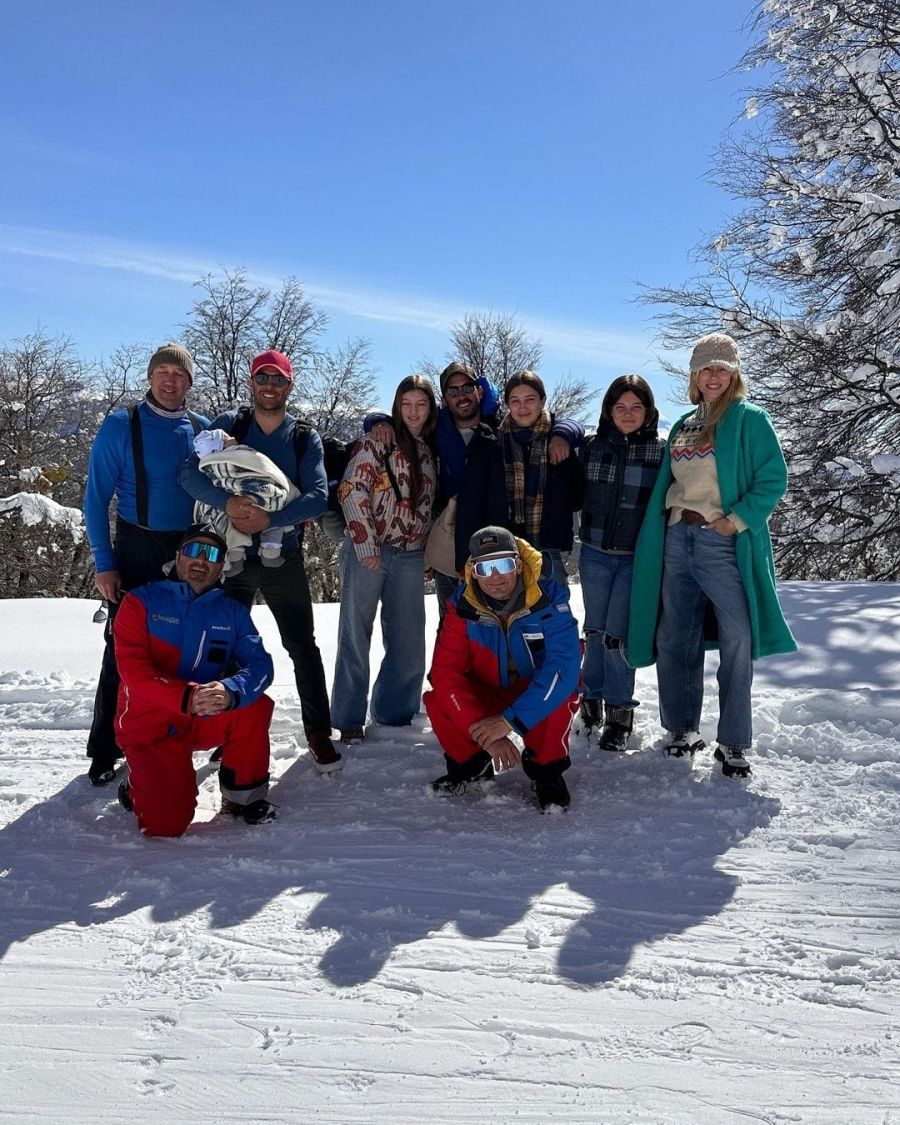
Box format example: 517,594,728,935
627,400,797,668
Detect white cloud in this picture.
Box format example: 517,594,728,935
0,224,656,368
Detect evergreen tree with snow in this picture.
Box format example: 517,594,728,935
646,0,900,579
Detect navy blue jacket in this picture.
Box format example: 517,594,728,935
178,411,327,554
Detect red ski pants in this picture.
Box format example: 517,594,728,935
123,694,274,837
424,680,576,766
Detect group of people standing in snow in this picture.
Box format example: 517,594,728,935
82,331,796,837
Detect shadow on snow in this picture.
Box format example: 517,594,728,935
0,736,779,990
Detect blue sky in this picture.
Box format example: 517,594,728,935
0,0,755,421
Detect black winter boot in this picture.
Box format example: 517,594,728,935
521,749,572,812
221,797,278,824
432,750,495,795
88,756,120,786
578,698,601,731
598,705,634,752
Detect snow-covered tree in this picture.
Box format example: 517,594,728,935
183,270,327,415
0,332,96,509
421,310,593,421
645,0,900,579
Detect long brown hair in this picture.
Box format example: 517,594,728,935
688,366,748,445
390,374,437,509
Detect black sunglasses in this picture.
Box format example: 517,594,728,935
252,372,291,387
444,381,477,398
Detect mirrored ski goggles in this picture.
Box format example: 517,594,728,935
180,541,224,564
472,554,518,578
252,371,291,387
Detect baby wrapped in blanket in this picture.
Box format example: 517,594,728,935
192,429,300,575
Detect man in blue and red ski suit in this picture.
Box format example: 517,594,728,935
114,524,275,836
424,526,580,811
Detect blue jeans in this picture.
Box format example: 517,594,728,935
656,521,753,748
578,542,636,708
331,541,427,729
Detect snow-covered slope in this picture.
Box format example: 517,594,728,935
1,584,898,1123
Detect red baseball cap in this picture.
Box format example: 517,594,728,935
250,349,293,380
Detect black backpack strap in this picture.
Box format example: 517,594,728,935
290,419,311,484
186,410,204,436
228,405,254,444
128,405,149,527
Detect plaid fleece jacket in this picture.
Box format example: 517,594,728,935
578,418,665,553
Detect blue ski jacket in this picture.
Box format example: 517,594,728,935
84,402,208,573
434,539,581,734
114,577,273,745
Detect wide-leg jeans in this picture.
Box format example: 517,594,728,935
655,521,753,749
331,541,427,729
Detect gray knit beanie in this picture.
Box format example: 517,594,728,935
147,342,194,384
689,333,740,374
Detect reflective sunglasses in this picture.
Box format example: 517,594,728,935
473,555,518,578
180,541,224,564
443,381,477,398
252,371,291,387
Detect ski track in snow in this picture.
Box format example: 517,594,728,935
0,584,899,1123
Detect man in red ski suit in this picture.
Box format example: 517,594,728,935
114,523,275,836
424,526,580,811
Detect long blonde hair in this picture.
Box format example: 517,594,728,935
688,367,748,445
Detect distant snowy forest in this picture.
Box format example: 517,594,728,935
1,0,898,597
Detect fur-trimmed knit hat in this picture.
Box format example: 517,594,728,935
147,342,194,383
689,333,740,374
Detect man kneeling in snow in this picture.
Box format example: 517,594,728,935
424,526,580,811
114,523,276,836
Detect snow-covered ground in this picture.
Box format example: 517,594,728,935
1,583,899,1123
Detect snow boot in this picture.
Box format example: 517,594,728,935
88,756,120,786
522,749,572,812
578,698,601,732
221,797,278,824
598,705,633,752
432,749,495,796
714,745,752,779
663,731,705,758
306,730,343,774
117,780,133,813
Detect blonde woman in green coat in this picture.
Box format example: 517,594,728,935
627,333,796,778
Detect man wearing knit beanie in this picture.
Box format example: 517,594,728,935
82,342,208,786
147,342,194,386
